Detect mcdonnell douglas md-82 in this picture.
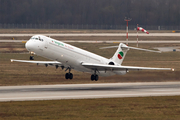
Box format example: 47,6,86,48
11,35,174,81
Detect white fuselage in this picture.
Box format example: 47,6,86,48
25,35,121,76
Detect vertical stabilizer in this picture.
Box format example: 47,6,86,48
110,43,129,65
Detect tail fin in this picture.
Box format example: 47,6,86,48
110,43,129,65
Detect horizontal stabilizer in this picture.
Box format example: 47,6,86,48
100,46,119,49
100,44,161,53
122,46,161,53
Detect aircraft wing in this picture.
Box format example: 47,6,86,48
10,59,62,66
81,63,174,71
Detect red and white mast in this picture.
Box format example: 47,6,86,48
124,18,132,45
137,24,139,47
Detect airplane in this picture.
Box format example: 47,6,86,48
11,35,174,81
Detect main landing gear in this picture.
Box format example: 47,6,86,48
91,70,99,81
65,67,73,80
91,74,99,81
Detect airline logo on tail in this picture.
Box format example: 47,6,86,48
118,51,124,59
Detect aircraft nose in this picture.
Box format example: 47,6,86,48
25,40,33,51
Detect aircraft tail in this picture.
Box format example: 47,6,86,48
110,43,129,65
100,43,161,65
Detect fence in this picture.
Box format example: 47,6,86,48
0,24,180,30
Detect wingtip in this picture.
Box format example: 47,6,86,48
171,68,175,71
10,59,14,62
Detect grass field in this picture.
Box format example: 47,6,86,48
0,96,180,120
0,43,180,86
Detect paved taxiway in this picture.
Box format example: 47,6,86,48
0,82,179,102
0,33,180,37
154,46,180,52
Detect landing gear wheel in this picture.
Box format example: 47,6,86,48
30,56,34,60
91,74,98,81
69,73,73,79
65,73,73,79
95,75,99,81
65,73,69,79
91,75,95,81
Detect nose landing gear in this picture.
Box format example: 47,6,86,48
30,56,34,60
29,52,35,60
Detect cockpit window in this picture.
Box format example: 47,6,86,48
30,37,38,40
30,37,35,39
30,36,43,41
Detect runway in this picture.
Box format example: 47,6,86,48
0,82,180,102
0,33,180,37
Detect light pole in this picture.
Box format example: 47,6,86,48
137,24,139,47
124,17,132,45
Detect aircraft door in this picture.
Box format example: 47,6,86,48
38,36,48,51
44,38,48,49
38,36,44,51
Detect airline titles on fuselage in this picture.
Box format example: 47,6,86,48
51,40,74,50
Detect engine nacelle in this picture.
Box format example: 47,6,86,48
108,61,115,65
113,70,127,75
108,61,119,66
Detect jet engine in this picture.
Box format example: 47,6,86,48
108,61,115,65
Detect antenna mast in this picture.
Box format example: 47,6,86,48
124,17,132,45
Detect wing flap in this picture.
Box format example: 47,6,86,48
81,63,174,71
